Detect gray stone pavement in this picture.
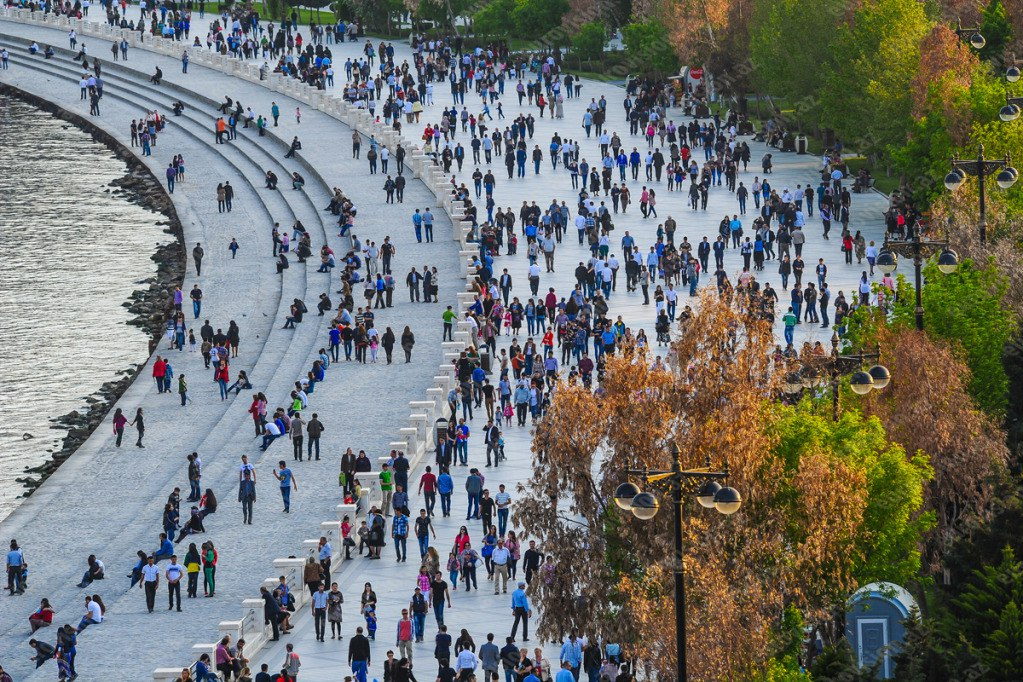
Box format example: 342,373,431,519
0,12,890,681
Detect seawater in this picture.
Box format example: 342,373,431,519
0,95,169,521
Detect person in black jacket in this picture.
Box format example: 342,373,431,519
348,627,372,682
261,586,283,641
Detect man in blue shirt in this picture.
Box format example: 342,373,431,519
273,460,298,512
437,468,454,517
153,533,174,562
560,632,583,679
6,540,25,594
510,581,531,641
312,582,329,641
392,509,409,562
411,209,423,243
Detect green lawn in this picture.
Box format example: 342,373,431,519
249,2,330,26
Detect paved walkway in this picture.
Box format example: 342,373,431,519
0,12,890,682
0,18,457,681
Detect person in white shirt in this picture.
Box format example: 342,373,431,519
238,455,255,482
140,556,161,613
490,538,511,594
76,594,104,632
456,647,479,678
166,556,184,611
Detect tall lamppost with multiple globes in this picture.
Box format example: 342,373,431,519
783,335,891,421
876,224,960,331
943,144,1018,245
614,445,741,682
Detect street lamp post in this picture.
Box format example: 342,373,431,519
953,18,986,50
783,334,890,421
876,223,959,331
614,444,741,682
944,144,1018,245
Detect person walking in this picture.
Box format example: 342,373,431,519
112,407,128,446
140,556,160,613
166,555,183,611
274,460,297,512
312,583,329,642
348,627,372,682
283,643,302,678
130,407,145,448
239,470,256,524
6,540,25,595
193,242,204,276
327,582,344,640
510,581,531,641
395,609,415,662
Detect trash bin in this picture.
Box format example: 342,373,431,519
434,417,449,449
479,347,492,374
796,136,808,155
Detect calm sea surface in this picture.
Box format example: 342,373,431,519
0,95,169,521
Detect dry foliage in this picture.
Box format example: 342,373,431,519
515,294,872,680
862,325,1010,571
929,189,1023,320
911,24,978,143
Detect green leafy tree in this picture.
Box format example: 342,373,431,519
979,0,1014,65
889,260,1015,416
771,408,933,594
264,0,287,22
511,0,569,39
821,0,930,158
472,0,514,37
416,0,474,30
620,20,680,77
750,0,846,124
571,21,606,62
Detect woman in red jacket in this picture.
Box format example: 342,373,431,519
152,356,167,393
216,363,230,401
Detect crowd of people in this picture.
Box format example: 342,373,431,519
0,1,897,679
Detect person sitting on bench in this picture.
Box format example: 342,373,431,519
150,66,163,84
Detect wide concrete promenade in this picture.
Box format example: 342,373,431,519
0,13,459,681
0,10,890,681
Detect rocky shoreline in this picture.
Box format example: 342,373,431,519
1,84,185,495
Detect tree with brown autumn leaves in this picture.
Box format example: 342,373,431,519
514,293,932,679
